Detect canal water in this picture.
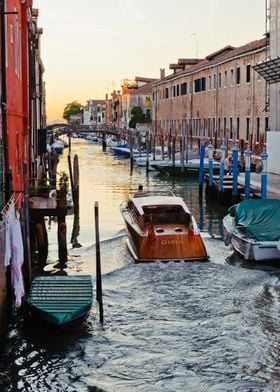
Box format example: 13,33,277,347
1,139,280,391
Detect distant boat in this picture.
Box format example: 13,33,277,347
105,136,118,147
85,134,99,142
151,158,220,176
223,199,280,261
111,143,130,156
51,139,65,155
27,275,94,329
120,189,208,262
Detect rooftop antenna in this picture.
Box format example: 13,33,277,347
191,32,198,58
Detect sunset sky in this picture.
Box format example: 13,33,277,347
32,0,266,124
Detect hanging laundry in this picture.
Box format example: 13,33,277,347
4,200,14,267
11,212,25,308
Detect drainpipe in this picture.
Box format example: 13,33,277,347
0,0,9,204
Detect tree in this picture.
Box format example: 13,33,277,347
129,106,145,128
63,101,83,122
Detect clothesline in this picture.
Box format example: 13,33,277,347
0,192,23,219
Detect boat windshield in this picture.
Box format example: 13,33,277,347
142,205,188,225
133,190,174,198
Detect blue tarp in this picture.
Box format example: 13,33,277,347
228,199,280,241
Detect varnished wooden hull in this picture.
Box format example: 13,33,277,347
123,218,208,262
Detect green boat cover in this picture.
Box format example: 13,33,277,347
228,199,280,242
27,275,93,326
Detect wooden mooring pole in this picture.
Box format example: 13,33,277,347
95,201,103,323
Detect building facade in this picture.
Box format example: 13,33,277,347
152,38,268,153
83,99,106,127
0,0,45,337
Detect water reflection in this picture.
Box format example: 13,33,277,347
1,139,280,392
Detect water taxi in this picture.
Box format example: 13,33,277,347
120,190,208,262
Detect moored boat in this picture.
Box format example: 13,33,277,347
51,139,65,155
151,158,220,176
120,189,208,262
223,199,280,261
27,275,93,329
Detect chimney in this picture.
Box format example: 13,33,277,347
160,68,165,79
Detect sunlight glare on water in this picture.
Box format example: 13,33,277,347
2,139,280,392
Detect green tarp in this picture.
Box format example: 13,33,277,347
228,199,280,242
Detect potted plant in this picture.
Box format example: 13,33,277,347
56,171,69,208
29,177,51,198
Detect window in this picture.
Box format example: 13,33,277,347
246,65,251,83
236,118,240,140
217,118,221,139
246,118,250,141
173,86,176,97
224,71,227,87
194,77,206,92
177,85,180,96
224,118,227,139
212,118,216,138
231,69,234,85
256,117,260,142
10,24,13,43
165,88,169,99
218,73,222,88
208,75,211,90
230,117,233,139
236,67,241,85
207,118,211,137
181,82,187,95
213,74,216,89
265,117,269,132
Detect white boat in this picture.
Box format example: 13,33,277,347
151,158,220,176
120,189,208,262
51,139,65,155
105,137,118,147
223,199,280,261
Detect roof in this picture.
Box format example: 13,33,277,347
131,193,190,215
130,81,157,95
154,37,267,85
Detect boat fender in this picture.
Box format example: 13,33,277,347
224,232,232,246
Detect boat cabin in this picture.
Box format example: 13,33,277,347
127,191,191,230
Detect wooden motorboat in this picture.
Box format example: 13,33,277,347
27,275,93,329
120,190,208,262
223,199,280,261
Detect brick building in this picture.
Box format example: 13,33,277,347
152,38,268,153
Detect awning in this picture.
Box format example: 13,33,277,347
253,57,280,83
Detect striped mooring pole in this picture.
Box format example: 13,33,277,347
218,142,226,192
232,145,239,199
244,147,252,199
208,141,214,187
261,149,268,199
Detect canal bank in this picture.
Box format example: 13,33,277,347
238,171,280,199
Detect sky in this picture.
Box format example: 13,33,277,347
32,0,266,123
